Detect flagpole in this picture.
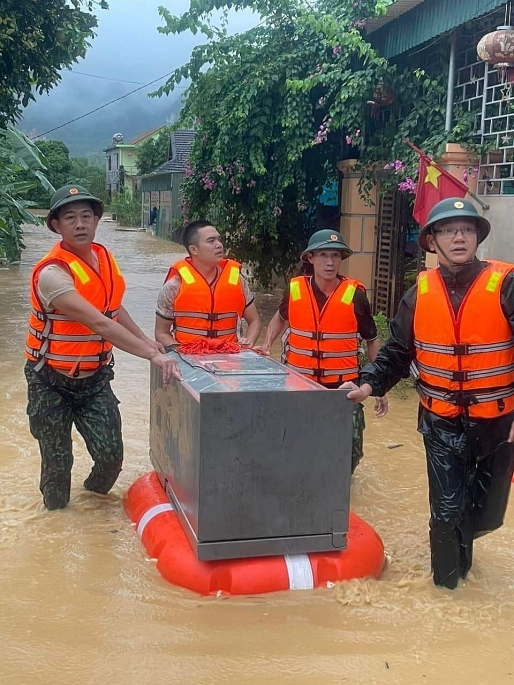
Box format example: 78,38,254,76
466,189,489,210
403,138,489,210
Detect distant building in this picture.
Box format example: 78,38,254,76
141,129,196,239
104,126,166,200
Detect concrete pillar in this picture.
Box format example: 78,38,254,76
438,143,478,195
337,160,379,300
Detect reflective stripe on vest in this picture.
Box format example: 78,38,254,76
414,339,514,354
26,346,112,366
173,310,238,321
28,325,103,343
30,307,120,322
285,276,362,384
416,381,514,405
173,325,238,338
26,242,125,374
289,326,357,341
286,362,360,378
413,261,514,418
165,258,246,344
286,344,358,359
416,360,514,382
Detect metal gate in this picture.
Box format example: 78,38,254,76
372,190,423,319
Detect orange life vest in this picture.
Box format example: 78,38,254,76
26,242,125,375
164,258,246,343
284,275,363,385
413,260,514,418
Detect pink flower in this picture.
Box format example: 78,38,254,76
332,46,341,56
272,206,282,217
398,177,417,194
384,160,406,174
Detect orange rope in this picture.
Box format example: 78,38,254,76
177,339,241,355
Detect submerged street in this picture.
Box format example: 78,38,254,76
1,222,514,685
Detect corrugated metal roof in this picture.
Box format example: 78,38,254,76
370,0,507,58
141,129,196,178
366,0,426,34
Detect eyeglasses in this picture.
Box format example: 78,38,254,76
432,226,477,238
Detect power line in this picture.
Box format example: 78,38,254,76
30,71,187,140
70,70,146,85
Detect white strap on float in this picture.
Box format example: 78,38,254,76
284,554,314,590
137,503,174,537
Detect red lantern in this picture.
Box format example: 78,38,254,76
477,25,514,82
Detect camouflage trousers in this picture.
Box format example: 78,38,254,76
352,403,365,474
24,362,123,510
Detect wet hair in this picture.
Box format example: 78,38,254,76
182,219,214,254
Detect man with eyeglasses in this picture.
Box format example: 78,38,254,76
341,197,514,590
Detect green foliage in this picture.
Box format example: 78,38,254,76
154,0,393,287
135,127,172,176
18,140,72,208
373,311,389,343
0,127,54,263
154,0,481,284
0,1,107,125
354,64,481,199
112,190,141,227
69,156,107,204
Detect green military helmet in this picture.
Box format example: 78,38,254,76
46,184,104,232
300,229,353,262
418,197,490,252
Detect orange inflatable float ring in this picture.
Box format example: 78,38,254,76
124,472,386,595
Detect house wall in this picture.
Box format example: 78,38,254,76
119,147,138,175
105,128,165,197
477,197,514,263
171,173,185,222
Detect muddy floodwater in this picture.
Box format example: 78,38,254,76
1,221,514,685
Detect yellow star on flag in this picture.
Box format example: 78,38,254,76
425,164,442,188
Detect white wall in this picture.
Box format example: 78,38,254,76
477,196,514,265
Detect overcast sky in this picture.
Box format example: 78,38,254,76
20,0,256,152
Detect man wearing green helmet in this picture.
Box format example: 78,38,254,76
25,184,181,510
343,197,514,590
259,229,388,473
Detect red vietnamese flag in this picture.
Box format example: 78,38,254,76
406,140,468,226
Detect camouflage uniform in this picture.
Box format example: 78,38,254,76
24,361,123,510
351,402,365,474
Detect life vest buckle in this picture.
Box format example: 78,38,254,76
206,330,218,338
311,331,323,342
446,390,478,407
453,343,469,355
452,370,469,382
